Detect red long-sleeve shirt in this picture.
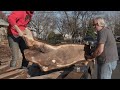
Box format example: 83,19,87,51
7,11,33,36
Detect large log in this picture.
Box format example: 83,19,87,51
22,29,87,72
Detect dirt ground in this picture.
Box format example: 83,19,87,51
0,40,120,79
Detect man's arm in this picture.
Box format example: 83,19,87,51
13,25,23,36
92,43,104,58
8,11,23,36
86,43,104,59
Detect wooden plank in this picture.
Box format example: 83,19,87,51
64,71,84,79
0,69,27,79
5,67,19,72
57,70,72,79
0,60,10,65
87,61,95,79
0,65,10,74
9,70,28,79
0,60,9,63
27,71,63,79
63,61,90,79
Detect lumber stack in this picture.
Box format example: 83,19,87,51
0,65,28,79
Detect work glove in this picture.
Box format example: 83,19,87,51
18,31,24,37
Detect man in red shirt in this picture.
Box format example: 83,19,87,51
7,11,34,69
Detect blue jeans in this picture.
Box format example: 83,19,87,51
97,60,117,79
7,35,29,67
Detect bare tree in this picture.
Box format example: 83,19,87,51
113,12,120,36
55,11,101,43
79,11,102,37
103,11,120,36
0,11,8,21
28,11,101,42
29,11,56,40
56,11,82,43
104,12,116,35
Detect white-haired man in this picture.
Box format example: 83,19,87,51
86,17,118,79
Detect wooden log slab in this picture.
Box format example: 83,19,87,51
22,29,87,72
24,41,85,71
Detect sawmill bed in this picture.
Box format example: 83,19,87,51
0,60,95,79
27,60,95,79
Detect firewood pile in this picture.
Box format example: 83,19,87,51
0,65,28,79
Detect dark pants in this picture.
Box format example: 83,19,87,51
7,34,29,68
